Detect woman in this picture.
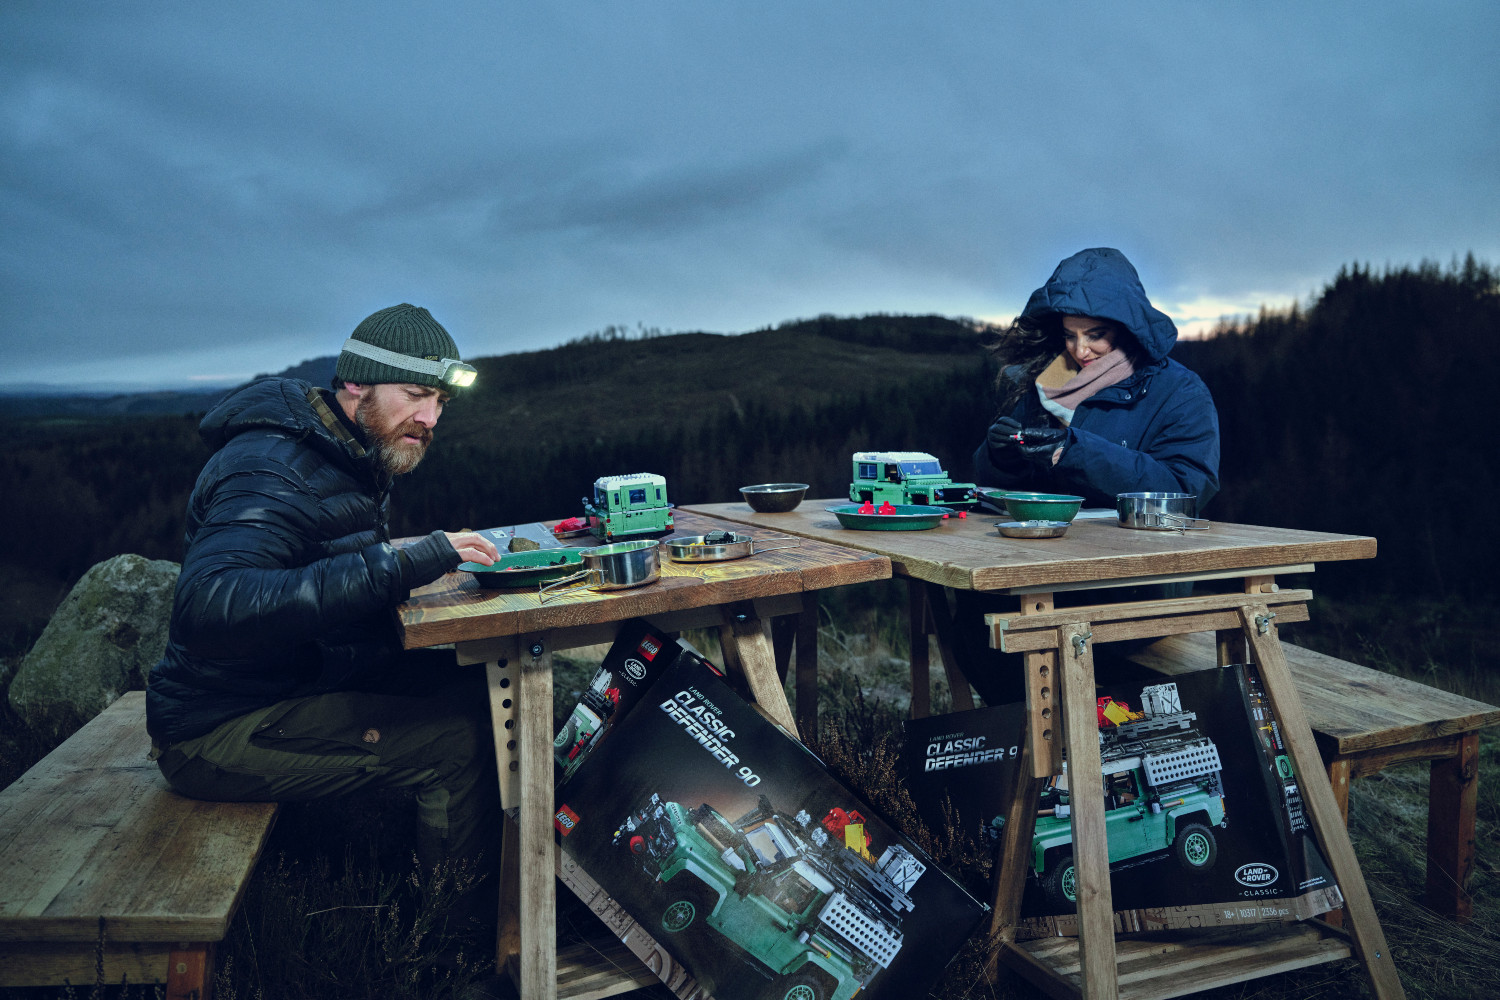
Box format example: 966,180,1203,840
974,247,1220,509
958,248,1221,705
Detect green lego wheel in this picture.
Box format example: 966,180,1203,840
1042,853,1077,907
659,881,716,934
780,971,834,1000
1174,821,1218,872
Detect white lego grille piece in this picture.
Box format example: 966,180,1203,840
1139,683,1182,716
877,845,926,893
1143,741,1222,786
819,893,902,968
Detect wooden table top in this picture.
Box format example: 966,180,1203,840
397,509,890,649
679,500,1377,593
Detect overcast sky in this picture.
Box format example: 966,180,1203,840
3,2,1497,389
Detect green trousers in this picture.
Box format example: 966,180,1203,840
155,652,500,877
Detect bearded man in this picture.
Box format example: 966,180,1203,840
146,304,503,952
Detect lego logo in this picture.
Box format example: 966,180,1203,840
623,658,647,681
1234,863,1279,886
638,637,661,660
555,805,581,835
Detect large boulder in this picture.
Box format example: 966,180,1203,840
8,554,179,741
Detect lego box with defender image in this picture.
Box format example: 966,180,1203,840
901,663,1343,938
554,654,987,1000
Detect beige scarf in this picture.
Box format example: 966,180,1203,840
1035,350,1135,425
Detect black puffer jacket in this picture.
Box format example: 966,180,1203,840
147,378,460,745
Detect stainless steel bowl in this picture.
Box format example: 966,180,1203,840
1116,492,1210,531
739,483,810,513
995,519,1072,539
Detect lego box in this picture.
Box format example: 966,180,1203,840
901,662,1341,937
555,654,986,1000
553,619,688,785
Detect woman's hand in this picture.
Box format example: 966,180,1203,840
990,417,1069,468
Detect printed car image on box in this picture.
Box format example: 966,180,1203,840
902,664,1342,935
556,655,985,1000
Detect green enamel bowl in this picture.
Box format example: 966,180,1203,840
825,504,949,531
978,489,1085,523
459,548,584,587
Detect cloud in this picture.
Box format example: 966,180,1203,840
1,0,1497,386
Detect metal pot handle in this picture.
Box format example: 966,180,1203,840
748,537,802,554
1147,512,1212,531
538,568,599,602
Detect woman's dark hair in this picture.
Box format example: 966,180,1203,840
982,313,1141,412
982,313,1062,411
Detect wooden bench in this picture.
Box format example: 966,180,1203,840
0,691,280,998
1126,631,1500,922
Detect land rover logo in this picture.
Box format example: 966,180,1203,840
623,657,647,681
1235,863,1279,887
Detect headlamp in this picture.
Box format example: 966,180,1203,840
341,338,478,389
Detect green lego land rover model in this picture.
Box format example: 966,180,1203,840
848,452,977,507
614,794,924,1000
582,472,674,541
1027,682,1228,907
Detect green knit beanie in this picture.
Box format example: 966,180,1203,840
336,304,473,390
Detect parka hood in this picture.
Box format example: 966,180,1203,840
198,377,356,465
1020,247,1178,362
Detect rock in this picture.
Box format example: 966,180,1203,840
8,554,180,741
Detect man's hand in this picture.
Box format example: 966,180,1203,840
444,531,501,566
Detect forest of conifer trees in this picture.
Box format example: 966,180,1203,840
1,257,1495,652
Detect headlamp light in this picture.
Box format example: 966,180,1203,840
341,338,478,389
441,360,478,387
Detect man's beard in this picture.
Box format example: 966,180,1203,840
354,390,433,476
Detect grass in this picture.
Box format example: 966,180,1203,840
1,591,1497,1000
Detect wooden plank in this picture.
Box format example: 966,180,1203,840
517,635,558,1000
555,938,664,1000
718,607,799,735
0,693,279,944
1240,607,1406,1000
1006,925,1353,1000
908,581,931,718
1058,623,1118,1000
795,592,820,739
990,590,1314,634
993,603,1310,653
400,510,889,649
1126,632,1500,755
489,657,522,811
1001,563,1315,596
924,583,976,712
0,940,168,988
1426,731,1478,920
678,501,1376,593
984,745,1045,968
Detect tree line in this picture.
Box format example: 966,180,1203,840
2,257,1494,632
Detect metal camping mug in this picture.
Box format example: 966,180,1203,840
539,539,661,601
1115,492,1211,531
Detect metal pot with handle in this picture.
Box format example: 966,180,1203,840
539,540,661,601
1116,492,1211,531
666,530,801,563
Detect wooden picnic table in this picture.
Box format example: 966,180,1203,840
682,499,1404,1000
397,509,889,1000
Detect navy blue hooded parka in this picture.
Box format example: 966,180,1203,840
972,248,1220,509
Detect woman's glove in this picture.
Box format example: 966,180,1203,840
986,416,1025,458
988,416,1068,468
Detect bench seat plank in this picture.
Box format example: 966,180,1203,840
0,691,279,945
1124,632,1500,755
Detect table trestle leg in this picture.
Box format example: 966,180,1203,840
1239,605,1406,1000
517,635,558,1000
